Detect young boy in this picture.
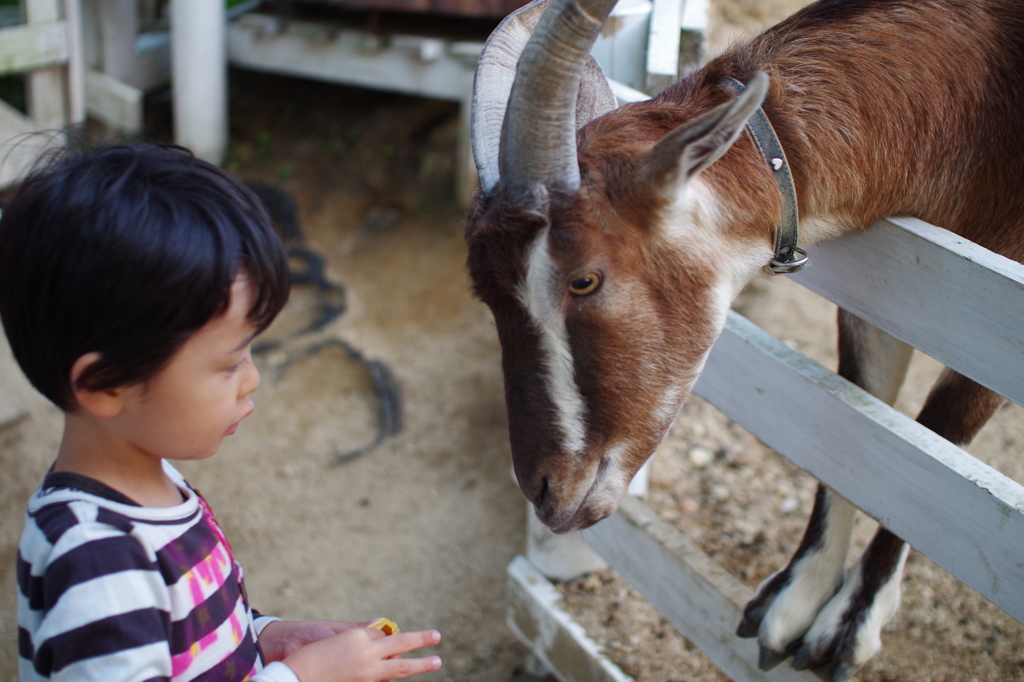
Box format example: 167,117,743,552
0,143,442,682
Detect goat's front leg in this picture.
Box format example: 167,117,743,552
737,310,913,675
791,526,909,680
792,366,1005,680
737,484,857,667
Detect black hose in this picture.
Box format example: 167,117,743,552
246,181,402,464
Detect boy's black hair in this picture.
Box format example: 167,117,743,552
0,143,291,411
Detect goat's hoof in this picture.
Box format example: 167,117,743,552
790,643,812,670
791,633,861,682
735,614,759,638
736,591,775,638
830,661,857,682
757,643,788,671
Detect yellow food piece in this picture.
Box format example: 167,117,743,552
368,617,400,635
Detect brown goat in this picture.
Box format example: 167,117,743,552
465,0,1024,679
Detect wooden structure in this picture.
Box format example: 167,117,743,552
306,0,527,18
80,0,172,137
2,0,704,201
0,0,181,184
508,215,1024,682
0,0,84,188
226,0,699,205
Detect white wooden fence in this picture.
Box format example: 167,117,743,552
507,216,1024,682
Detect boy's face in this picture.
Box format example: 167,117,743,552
113,276,262,462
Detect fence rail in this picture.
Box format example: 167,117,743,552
791,216,1024,408
508,216,1024,682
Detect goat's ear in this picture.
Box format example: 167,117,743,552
642,72,768,195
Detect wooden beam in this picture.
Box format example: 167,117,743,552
26,0,61,23
0,97,63,188
506,556,634,682
791,216,1024,407
608,78,649,105
585,496,833,682
0,21,68,76
226,16,477,103
85,68,142,134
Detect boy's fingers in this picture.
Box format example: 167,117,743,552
362,626,387,641
378,630,441,657
383,654,443,679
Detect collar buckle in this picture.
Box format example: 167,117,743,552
768,247,810,274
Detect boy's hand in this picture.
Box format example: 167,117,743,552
281,627,442,682
260,620,366,661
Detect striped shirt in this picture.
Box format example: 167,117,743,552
17,461,298,682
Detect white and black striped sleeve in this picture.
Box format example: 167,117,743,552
18,502,173,682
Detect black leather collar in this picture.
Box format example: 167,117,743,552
723,77,809,274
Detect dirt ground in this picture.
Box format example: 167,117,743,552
1,2,1023,682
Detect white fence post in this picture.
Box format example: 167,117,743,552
170,0,227,165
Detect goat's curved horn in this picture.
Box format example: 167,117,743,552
500,0,618,195
472,0,550,194
472,0,618,196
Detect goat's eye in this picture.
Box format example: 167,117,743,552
569,273,601,296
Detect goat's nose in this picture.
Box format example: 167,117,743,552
534,477,549,508
517,471,549,510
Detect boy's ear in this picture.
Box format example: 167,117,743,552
70,353,125,418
